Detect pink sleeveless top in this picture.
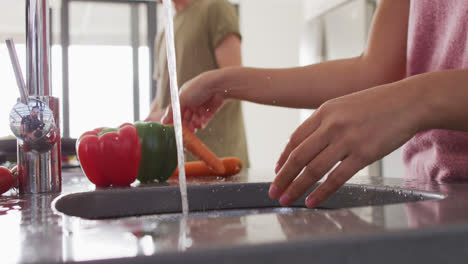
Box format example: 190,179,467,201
403,0,468,182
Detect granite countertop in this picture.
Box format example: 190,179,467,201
1,168,468,264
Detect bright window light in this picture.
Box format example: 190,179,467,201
0,44,150,139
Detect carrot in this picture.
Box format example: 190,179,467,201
180,126,226,174
172,157,242,178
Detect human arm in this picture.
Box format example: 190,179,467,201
20,122,25,137
179,33,243,131
271,67,468,208
145,80,167,122
150,30,242,125
145,107,166,122
215,33,242,68
163,0,410,127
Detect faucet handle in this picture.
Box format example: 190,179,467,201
5,39,29,105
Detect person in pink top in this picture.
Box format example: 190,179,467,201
163,0,468,208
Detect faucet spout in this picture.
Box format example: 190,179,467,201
18,0,62,194
26,0,51,96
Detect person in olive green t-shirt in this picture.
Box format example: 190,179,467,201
146,0,250,167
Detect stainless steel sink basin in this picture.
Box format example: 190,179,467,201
54,182,444,219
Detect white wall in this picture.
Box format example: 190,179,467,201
322,0,368,60
382,148,405,178
239,0,304,171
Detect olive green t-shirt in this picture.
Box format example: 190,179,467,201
154,0,249,167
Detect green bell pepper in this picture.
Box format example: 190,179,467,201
134,122,178,183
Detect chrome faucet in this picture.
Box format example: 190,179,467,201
18,0,61,194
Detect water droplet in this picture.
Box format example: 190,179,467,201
206,108,211,112
224,89,228,93
272,100,277,104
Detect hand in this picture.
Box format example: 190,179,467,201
145,110,165,123
269,83,423,208
162,71,226,131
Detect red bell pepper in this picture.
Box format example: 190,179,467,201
76,123,141,187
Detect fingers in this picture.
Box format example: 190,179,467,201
196,93,225,128
182,108,197,132
162,107,173,124
275,112,321,174
182,108,193,124
305,156,363,208
162,106,201,132
197,107,208,125
269,127,328,199
278,143,345,207
145,110,165,123
164,95,225,130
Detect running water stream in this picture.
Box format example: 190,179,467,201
162,0,189,216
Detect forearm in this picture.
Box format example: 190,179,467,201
149,79,166,113
211,0,409,109
215,56,402,109
146,88,167,122
149,98,161,113
396,69,468,133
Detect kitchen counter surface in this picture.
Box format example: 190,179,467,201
1,168,468,263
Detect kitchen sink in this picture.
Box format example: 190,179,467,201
53,182,444,219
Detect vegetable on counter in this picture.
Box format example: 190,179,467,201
75,121,227,186
134,122,228,183
181,126,225,175
134,122,178,183
171,157,242,178
76,123,141,187
11,165,19,189
0,166,14,195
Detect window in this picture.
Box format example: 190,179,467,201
0,1,152,138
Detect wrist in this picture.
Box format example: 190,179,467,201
390,75,439,134
208,67,241,99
